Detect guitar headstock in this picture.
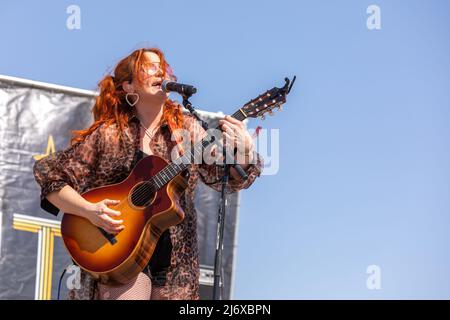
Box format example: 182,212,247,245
241,76,296,120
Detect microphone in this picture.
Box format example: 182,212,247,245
161,80,197,96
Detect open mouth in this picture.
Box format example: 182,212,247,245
151,80,162,87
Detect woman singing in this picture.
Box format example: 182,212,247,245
33,47,262,300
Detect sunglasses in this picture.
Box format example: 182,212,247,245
141,63,177,81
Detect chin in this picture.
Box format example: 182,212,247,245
140,87,168,104
155,89,168,98
152,90,168,103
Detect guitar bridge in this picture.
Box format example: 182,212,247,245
98,227,117,245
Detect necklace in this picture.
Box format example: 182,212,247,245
138,120,157,140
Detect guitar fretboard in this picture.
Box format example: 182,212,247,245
144,108,247,190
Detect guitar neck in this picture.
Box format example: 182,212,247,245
148,109,248,189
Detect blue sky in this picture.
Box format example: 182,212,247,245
2,0,450,299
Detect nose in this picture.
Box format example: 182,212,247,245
154,68,164,78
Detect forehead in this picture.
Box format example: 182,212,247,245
144,51,161,64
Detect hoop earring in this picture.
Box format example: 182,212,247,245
125,92,140,106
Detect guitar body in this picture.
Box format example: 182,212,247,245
59,76,295,286
61,155,188,285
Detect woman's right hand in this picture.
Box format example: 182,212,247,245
83,199,124,234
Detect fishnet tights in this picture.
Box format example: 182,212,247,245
97,272,169,300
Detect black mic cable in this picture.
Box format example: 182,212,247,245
57,266,69,300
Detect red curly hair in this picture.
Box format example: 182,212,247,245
71,47,184,145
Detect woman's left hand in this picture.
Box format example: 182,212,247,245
218,115,255,164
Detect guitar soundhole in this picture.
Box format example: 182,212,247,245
130,182,156,207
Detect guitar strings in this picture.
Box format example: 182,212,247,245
108,110,247,212
125,130,211,206
122,116,233,206
113,157,187,209
98,95,285,235
119,141,212,208
125,152,191,206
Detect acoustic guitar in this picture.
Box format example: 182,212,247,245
61,77,296,285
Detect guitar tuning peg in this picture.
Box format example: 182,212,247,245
261,115,265,120
268,110,274,116
278,105,283,111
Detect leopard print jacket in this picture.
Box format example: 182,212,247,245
33,112,263,300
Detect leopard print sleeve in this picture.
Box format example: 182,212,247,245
183,114,263,194
33,124,104,215
197,151,263,193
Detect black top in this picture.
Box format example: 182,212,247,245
136,150,172,276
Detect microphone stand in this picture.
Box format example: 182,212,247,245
182,94,247,300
